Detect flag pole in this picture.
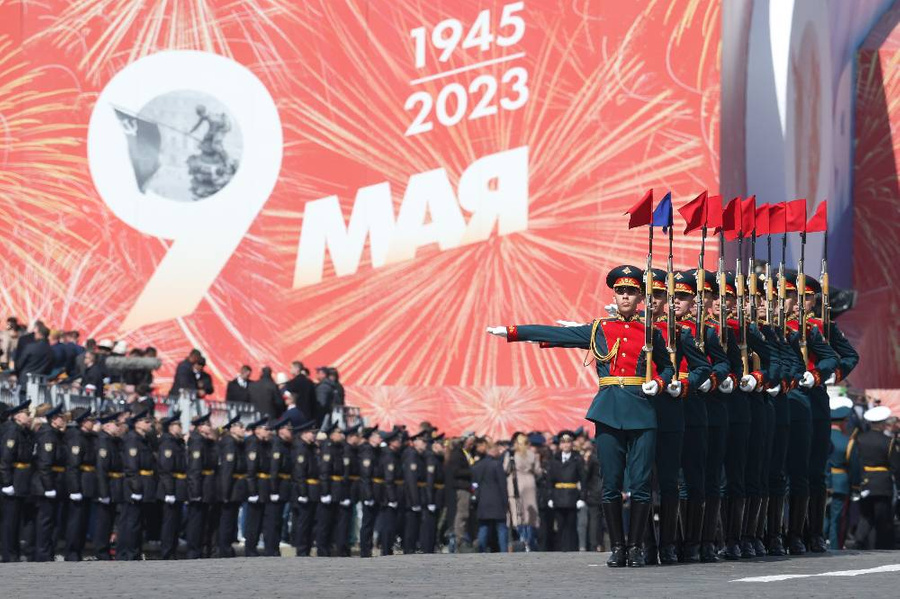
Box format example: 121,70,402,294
697,225,707,352
798,228,808,363
821,229,830,339
645,221,655,382
736,228,749,375
666,221,677,369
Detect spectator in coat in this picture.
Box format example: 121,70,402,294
14,323,52,381
472,441,509,552
503,432,541,551
314,367,337,427
285,361,315,422
0,317,19,369
447,434,477,551
169,349,202,397
194,358,214,398
249,366,283,418
225,365,252,404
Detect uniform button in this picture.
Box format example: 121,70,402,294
623,338,627,342
621,352,626,356
625,325,629,329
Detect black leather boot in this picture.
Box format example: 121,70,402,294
720,497,744,560
767,496,787,556
741,497,761,558
658,500,679,565
753,497,769,556
682,499,703,563
787,494,809,555
699,496,720,563
643,506,659,566
627,502,651,567
603,501,627,567
807,490,827,553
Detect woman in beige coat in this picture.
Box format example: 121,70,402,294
504,432,541,550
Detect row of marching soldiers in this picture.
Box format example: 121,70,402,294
490,264,898,566
0,401,448,561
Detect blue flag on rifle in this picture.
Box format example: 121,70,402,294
114,108,161,193
651,192,673,233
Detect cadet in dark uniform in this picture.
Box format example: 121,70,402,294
801,275,860,553
120,408,157,561
783,272,838,554
217,415,247,558
420,433,445,553
1,400,33,562
547,430,586,552
32,403,67,561
358,425,381,558
157,412,187,560
490,265,674,567
186,413,218,559
291,420,320,556
64,407,97,561
401,430,428,554
824,397,860,550
343,424,362,557
315,422,344,557
94,411,125,560
265,416,294,557
243,417,270,557
331,424,353,557
379,429,403,556
854,406,900,549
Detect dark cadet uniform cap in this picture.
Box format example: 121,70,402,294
557,430,576,443
127,408,152,427
246,416,268,430
343,423,361,436
160,411,182,427
5,399,31,419
44,404,65,420
71,407,93,424
361,424,379,438
673,271,697,295
98,411,122,425
292,419,318,434
606,265,644,290
222,414,243,430
191,413,211,426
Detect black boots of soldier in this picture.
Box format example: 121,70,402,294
699,496,720,563
627,502,651,567
721,497,744,560
681,500,703,563
603,501,627,567
788,494,809,555
740,497,762,558
753,497,769,556
807,490,828,553
656,500,679,565
767,496,787,556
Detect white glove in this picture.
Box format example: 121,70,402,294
164,494,176,505
69,492,83,502
98,497,111,505
44,489,57,499
739,375,758,393
427,504,436,512
130,493,143,502
411,505,422,512
486,326,507,337
340,499,351,507
766,384,781,397
555,320,583,327
248,495,259,504
718,377,734,394
799,371,816,388
859,489,871,499
698,379,712,393
824,373,836,385
320,494,332,505
190,497,202,503
2,485,14,496
576,499,586,509
641,380,660,396
270,494,280,503
666,380,682,398
547,499,554,509
298,495,309,504
363,499,375,507
387,501,398,509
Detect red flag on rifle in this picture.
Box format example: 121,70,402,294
722,196,742,240
679,190,707,234
769,203,787,234
756,203,770,235
742,196,756,234
626,189,653,229
806,200,828,233
707,194,723,232
785,199,807,232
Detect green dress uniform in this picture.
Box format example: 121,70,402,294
504,265,674,568
824,399,860,550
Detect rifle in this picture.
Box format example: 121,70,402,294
717,230,727,349
666,224,677,370
765,232,774,325
697,225,708,352
798,229,808,363
778,230,787,334
644,225,654,382
821,229,830,339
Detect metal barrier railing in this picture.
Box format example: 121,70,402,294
1,375,364,432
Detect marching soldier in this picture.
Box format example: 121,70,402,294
64,407,97,561
801,275,860,552
489,265,675,567
854,406,900,549
343,423,362,557
330,424,353,557
358,425,381,558
1,400,33,562
783,271,838,554
379,428,403,556
185,413,218,559
217,415,248,558
32,403,67,562
264,416,294,557
292,420,320,556
244,417,271,557
420,432,445,553
315,422,344,557
157,412,187,560
401,430,428,554
119,408,156,561
94,411,124,560
825,397,860,550
547,430,586,552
